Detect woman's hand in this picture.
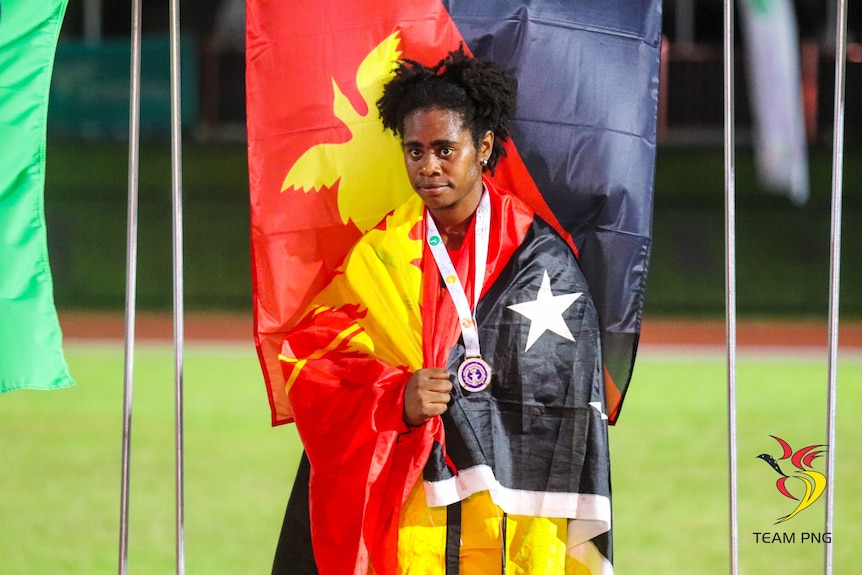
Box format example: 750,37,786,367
403,367,452,427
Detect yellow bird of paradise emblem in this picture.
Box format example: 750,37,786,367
756,435,828,524
281,31,414,233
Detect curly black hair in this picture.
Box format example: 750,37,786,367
376,46,517,174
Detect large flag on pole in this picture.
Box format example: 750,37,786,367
247,0,660,425
0,0,75,394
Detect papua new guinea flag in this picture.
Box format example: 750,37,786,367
275,183,612,574
247,0,660,425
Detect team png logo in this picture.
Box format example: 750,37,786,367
756,435,828,524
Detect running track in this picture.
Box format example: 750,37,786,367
59,312,862,351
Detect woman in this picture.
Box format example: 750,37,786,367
274,48,611,575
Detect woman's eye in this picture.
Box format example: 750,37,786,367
440,147,453,157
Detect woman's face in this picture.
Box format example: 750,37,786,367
401,107,493,225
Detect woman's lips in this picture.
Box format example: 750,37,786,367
418,183,448,195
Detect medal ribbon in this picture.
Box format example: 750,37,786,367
425,190,490,359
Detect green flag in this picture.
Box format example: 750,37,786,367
0,0,74,393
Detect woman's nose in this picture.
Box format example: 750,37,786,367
419,153,441,175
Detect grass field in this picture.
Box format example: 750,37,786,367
1,343,859,574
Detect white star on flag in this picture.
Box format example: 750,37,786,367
507,270,582,352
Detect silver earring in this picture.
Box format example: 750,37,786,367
481,159,488,167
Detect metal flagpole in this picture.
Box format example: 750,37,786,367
722,1,739,574
824,1,848,573
118,0,142,571
168,0,187,572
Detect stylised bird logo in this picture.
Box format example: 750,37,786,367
756,435,828,524
281,31,414,233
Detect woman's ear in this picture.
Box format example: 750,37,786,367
480,130,494,162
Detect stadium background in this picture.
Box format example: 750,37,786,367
45,1,862,321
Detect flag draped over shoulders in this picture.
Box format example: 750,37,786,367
0,0,74,394
419,187,613,574
277,181,611,573
247,0,659,427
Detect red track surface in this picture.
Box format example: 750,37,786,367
58,312,862,350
